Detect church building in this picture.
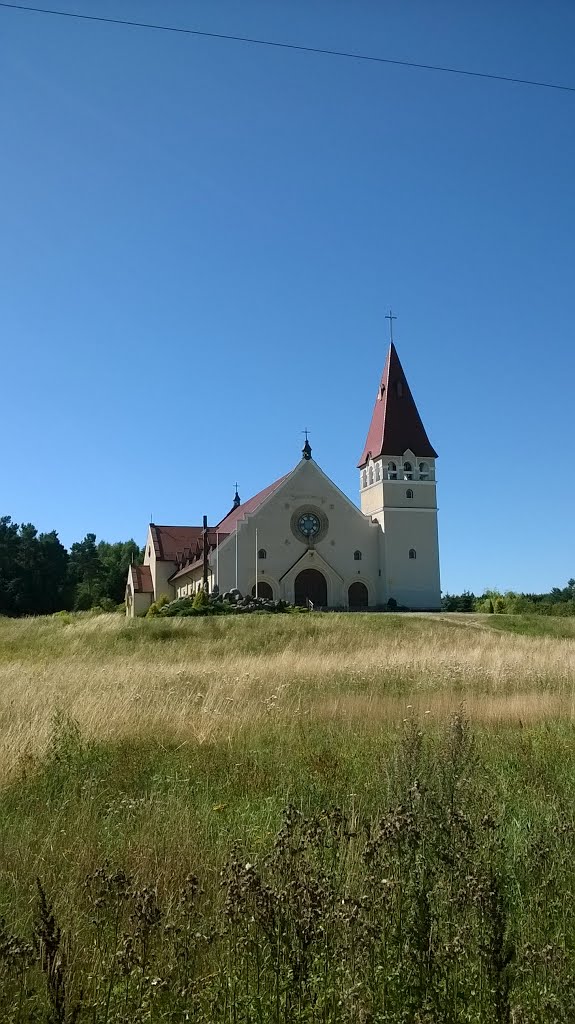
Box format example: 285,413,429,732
125,341,441,615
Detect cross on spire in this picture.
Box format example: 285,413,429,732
385,308,397,344
301,429,312,461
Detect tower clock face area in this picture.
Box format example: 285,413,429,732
297,512,321,539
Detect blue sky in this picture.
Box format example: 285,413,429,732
1,0,574,595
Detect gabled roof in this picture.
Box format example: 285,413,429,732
169,532,230,582
150,525,204,562
130,563,154,593
150,477,288,572
215,474,290,534
358,343,438,467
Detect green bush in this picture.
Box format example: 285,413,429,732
192,587,211,610
146,594,170,618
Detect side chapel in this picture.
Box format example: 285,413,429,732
125,341,441,615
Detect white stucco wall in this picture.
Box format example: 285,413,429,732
161,454,440,612
142,527,177,601
133,591,153,617
359,454,440,610
175,459,384,607
381,508,441,609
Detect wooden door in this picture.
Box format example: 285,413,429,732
348,582,368,609
294,569,327,608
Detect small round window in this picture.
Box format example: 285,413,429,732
297,513,321,538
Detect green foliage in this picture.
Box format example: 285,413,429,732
146,594,170,618
442,590,476,612
0,517,69,616
443,580,575,616
2,714,575,1020
192,586,211,610
0,516,142,617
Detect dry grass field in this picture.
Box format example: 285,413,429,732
1,610,575,1021
1,611,574,778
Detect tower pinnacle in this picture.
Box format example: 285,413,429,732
358,343,437,468
385,309,397,344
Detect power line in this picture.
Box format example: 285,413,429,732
2,1,575,96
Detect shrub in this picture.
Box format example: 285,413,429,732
192,587,211,611
146,594,170,618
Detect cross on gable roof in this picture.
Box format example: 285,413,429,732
150,477,289,566
215,474,290,534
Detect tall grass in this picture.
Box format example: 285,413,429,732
0,612,575,1019
0,612,574,778
1,712,575,1020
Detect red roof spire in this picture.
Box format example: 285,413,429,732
357,343,438,468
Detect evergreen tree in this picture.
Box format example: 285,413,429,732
0,516,20,616
68,534,105,610
97,540,142,605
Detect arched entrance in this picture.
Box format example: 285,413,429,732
294,568,327,608
252,581,273,600
348,581,368,610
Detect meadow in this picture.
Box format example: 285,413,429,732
1,611,575,1022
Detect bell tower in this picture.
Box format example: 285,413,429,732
358,339,441,609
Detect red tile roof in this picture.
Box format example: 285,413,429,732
152,475,289,576
357,343,438,467
150,525,204,562
216,474,290,534
169,532,232,581
132,564,154,594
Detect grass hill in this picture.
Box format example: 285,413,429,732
1,611,575,1020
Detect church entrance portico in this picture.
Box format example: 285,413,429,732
294,568,327,608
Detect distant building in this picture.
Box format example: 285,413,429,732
125,342,440,615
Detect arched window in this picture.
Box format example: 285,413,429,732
409,548,417,560
258,548,267,559
419,462,429,480
375,463,381,481
354,550,362,561
362,470,367,488
368,466,374,484
404,461,413,480
406,488,413,499
387,461,397,480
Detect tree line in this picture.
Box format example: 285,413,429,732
442,579,575,615
2,514,573,618
0,517,141,616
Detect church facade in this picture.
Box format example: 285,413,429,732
125,342,441,615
